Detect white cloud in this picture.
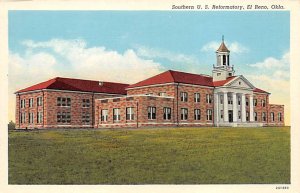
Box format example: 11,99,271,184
201,41,249,54
248,52,290,70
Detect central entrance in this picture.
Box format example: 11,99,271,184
228,110,233,122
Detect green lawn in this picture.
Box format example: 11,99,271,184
8,127,290,184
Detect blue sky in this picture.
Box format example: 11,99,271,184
8,11,290,124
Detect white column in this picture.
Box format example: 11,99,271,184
214,93,219,125
223,92,228,122
249,95,254,122
241,94,246,122
232,93,237,122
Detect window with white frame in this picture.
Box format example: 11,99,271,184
37,97,43,106
113,108,121,121
194,93,200,103
29,98,34,108
220,95,223,104
206,94,212,104
181,108,188,120
238,97,241,105
57,112,71,123
254,112,257,121
253,99,257,106
180,92,188,102
28,112,34,124
57,97,71,107
158,92,167,97
278,113,282,122
163,107,171,120
37,112,43,124
262,112,266,122
228,95,233,104
220,110,224,119
270,112,275,122
20,99,26,108
194,109,201,120
126,107,135,120
101,109,108,122
20,112,26,124
246,98,249,106
82,112,90,124
206,109,212,121
262,100,266,107
148,107,156,120
82,99,90,107
238,111,241,119
246,111,249,121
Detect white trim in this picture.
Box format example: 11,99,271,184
96,94,174,101
16,88,124,95
126,82,176,90
178,122,213,125
178,83,214,89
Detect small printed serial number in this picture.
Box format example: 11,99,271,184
276,186,289,190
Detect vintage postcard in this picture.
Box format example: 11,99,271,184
0,0,299,193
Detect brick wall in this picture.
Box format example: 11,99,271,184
267,104,285,126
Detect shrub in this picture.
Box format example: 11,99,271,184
8,121,16,130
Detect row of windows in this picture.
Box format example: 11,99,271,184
219,96,266,107
100,107,213,122
20,112,43,124
218,111,283,122
56,97,91,108
180,92,213,103
20,97,43,108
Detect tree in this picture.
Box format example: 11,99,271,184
8,120,16,130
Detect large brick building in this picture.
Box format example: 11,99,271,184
15,41,284,129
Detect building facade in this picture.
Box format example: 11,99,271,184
15,41,285,129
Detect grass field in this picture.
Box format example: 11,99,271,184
8,127,290,184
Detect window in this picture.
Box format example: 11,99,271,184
113,108,121,122
246,98,249,106
20,99,26,108
20,112,26,124
163,107,172,120
37,97,43,106
206,109,212,121
101,109,108,122
159,92,167,97
194,93,200,103
217,73,221,76
206,94,212,104
29,98,34,108
57,97,71,107
181,108,188,120
278,113,282,122
254,112,257,121
270,112,275,122
220,95,223,104
238,111,241,119
82,112,90,124
262,112,266,122
82,99,90,107
262,100,266,107
228,95,233,104
246,111,249,121
238,97,241,105
37,112,43,123
253,99,257,106
180,92,188,102
126,107,135,120
57,112,71,123
28,112,34,124
220,110,224,119
148,107,156,120
194,109,201,120
229,73,232,76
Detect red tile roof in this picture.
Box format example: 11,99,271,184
217,42,230,52
127,70,214,88
16,77,129,95
254,88,269,94
212,76,236,86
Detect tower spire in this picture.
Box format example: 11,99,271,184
222,35,224,42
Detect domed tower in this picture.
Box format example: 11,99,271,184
212,36,235,81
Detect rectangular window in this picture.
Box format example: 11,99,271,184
262,112,266,122
37,97,43,106
159,92,167,97
57,112,71,123
29,98,34,108
194,93,200,103
246,111,249,121
238,97,241,105
246,98,249,106
126,107,135,120
20,99,26,108
206,109,212,121
20,112,26,124
228,96,233,105
238,111,241,119
82,112,90,124
206,94,212,104
220,110,224,119
220,95,223,104
148,107,156,120
163,107,172,120
180,92,188,102
57,97,71,107
101,109,108,122
28,112,34,124
253,99,257,106
262,100,266,107
254,112,257,121
181,108,188,120
82,99,90,107
194,109,201,120
113,108,121,121
37,112,43,123
278,113,282,122
270,112,275,122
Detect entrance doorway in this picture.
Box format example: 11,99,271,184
228,110,233,122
